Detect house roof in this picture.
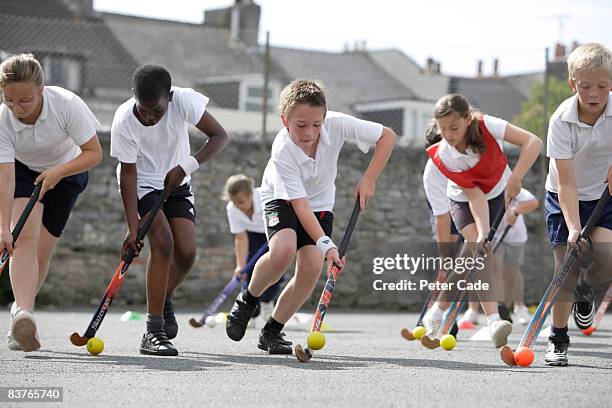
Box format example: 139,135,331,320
0,11,137,92
102,12,266,87
367,49,449,102
449,76,530,120
269,47,418,112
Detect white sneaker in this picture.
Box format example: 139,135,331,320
260,301,275,323
6,302,21,350
423,307,443,338
514,305,530,326
489,319,512,348
11,307,40,352
458,308,479,326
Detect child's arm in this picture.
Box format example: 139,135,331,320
0,163,15,256
233,232,248,277
502,124,543,206
555,158,586,249
354,127,396,211
35,136,102,200
464,186,490,243
434,213,454,259
291,197,343,269
505,198,539,226
118,162,143,258
164,111,230,198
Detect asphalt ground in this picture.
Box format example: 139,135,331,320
1,310,611,407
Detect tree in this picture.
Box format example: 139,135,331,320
514,75,574,139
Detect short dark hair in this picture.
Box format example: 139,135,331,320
132,64,171,101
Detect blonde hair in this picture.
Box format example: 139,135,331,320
222,174,254,201
433,93,485,154
567,43,612,82
0,53,44,88
278,79,327,117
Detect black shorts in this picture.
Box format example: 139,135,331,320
264,199,333,250
14,160,88,238
449,192,505,232
137,184,196,224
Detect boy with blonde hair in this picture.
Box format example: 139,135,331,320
544,43,612,366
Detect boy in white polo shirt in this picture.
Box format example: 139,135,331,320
110,65,229,356
0,53,102,352
226,79,396,354
544,43,612,366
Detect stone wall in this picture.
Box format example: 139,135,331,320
32,133,553,310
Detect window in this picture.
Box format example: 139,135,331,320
240,79,279,113
40,53,83,93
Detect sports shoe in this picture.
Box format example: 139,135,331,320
139,332,178,356
544,336,569,366
498,303,513,323
458,308,479,326
514,305,530,325
422,307,443,338
572,280,595,330
257,328,292,354
489,319,512,348
226,290,257,341
11,307,40,352
6,303,21,351
163,298,178,340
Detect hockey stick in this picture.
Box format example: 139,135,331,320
0,183,42,275
295,196,360,362
492,225,511,253
70,189,166,346
401,236,465,341
500,187,610,366
189,242,270,327
421,205,506,349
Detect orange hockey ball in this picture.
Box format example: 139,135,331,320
514,346,534,367
582,326,595,336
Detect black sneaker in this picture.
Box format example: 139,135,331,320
163,298,178,340
258,329,293,354
449,322,459,337
139,332,178,356
226,290,257,342
498,302,513,323
573,280,595,330
544,336,569,366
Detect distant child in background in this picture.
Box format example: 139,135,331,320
223,174,284,325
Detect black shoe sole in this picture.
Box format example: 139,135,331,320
257,342,293,355
139,347,179,356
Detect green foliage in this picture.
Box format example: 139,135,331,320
513,76,574,139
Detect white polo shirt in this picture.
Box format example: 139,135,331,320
110,87,208,198
497,188,536,243
226,188,265,234
546,92,612,201
0,86,99,172
436,115,509,202
259,111,383,212
422,158,450,216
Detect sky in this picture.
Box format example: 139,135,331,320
94,0,612,77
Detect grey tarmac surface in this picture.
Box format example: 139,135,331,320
1,310,611,408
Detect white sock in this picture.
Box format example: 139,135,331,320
487,313,501,327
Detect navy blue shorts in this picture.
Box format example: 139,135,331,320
426,199,459,240
14,160,88,238
545,191,612,247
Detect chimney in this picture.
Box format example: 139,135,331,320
554,43,566,60
571,41,580,52
493,58,499,77
205,0,261,47
61,0,95,17
426,57,434,73
477,59,483,78
434,62,441,74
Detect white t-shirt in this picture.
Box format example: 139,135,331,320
546,93,612,201
110,87,208,198
436,115,509,202
259,111,383,212
226,188,265,234
496,188,536,243
0,86,99,172
422,158,450,216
